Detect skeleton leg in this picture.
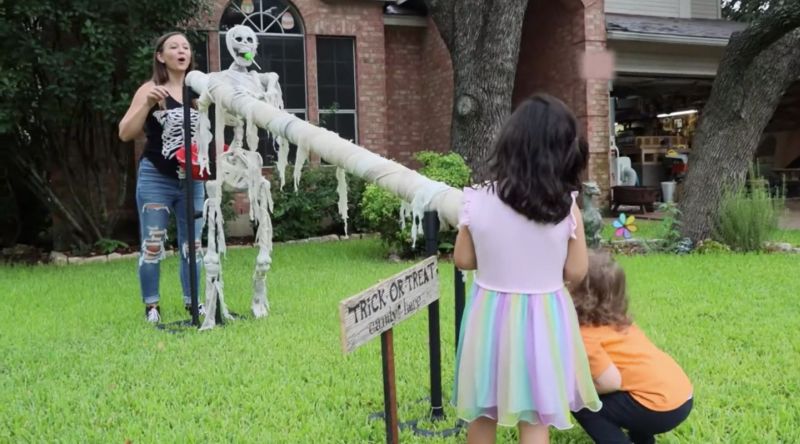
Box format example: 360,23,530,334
200,181,232,330
251,249,271,319
251,177,274,318
200,251,233,330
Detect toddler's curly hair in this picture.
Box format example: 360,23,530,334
570,252,632,329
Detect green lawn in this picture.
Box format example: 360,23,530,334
1,239,799,443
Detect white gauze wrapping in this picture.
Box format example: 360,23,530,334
245,151,265,222
276,136,290,190
246,106,259,152
293,142,309,191
254,178,274,254
335,167,348,236
188,71,464,233
203,181,226,257
408,182,451,248
196,91,213,176
399,201,411,230
215,101,227,166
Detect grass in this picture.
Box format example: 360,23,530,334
1,239,800,443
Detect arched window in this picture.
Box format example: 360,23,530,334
219,0,306,162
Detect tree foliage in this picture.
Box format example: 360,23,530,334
0,0,209,249
723,0,787,22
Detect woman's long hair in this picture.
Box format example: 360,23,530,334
487,94,588,223
151,32,193,86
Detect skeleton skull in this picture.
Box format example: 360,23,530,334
226,25,258,69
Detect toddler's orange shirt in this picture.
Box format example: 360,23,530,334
580,324,693,411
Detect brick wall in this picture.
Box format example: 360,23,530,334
420,18,453,155
384,26,425,164
208,0,388,155
514,0,611,205
203,0,606,201
383,21,454,165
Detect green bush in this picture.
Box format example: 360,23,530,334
360,151,471,256
694,239,732,254
270,166,366,241
94,238,129,255
713,177,784,252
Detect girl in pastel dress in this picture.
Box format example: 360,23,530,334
453,94,602,444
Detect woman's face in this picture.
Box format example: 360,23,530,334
157,34,192,72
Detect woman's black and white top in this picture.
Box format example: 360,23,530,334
142,93,199,179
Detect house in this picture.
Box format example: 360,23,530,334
190,0,800,209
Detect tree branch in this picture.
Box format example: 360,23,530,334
11,155,87,241
726,2,800,68
424,0,455,52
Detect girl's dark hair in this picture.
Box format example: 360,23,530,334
570,252,632,329
151,32,193,85
487,94,588,223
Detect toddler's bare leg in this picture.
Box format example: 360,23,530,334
467,417,497,444
518,421,549,444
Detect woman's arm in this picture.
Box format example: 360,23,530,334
593,362,622,394
454,226,477,270
564,201,588,285
118,82,167,142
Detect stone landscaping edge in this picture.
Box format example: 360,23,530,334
46,233,380,266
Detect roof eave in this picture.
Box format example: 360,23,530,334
607,30,730,47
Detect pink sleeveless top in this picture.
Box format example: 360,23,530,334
458,186,578,294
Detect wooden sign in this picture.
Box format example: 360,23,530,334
339,256,439,353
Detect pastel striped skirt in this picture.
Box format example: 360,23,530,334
453,285,602,428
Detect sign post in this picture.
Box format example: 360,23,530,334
339,256,440,443
380,330,399,444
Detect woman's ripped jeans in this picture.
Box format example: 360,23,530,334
135,157,204,305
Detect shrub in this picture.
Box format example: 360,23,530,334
270,167,365,241
94,238,130,255
165,168,364,246
652,202,692,254
360,151,471,256
695,239,732,254
713,176,784,252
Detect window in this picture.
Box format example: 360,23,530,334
190,33,210,74
316,37,357,143
218,0,306,163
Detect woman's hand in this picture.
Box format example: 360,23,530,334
145,85,170,109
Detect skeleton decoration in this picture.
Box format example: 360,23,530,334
191,25,286,330
188,25,462,330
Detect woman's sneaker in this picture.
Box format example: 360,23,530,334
145,305,161,323
185,303,206,317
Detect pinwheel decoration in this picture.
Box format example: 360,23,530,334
613,213,638,239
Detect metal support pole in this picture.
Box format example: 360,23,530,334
182,81,200,327
454,268,466,356
423,211,444,420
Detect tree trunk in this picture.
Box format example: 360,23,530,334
680,5,800,243
425,0,529,178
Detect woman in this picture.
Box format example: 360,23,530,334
119,32,204,323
